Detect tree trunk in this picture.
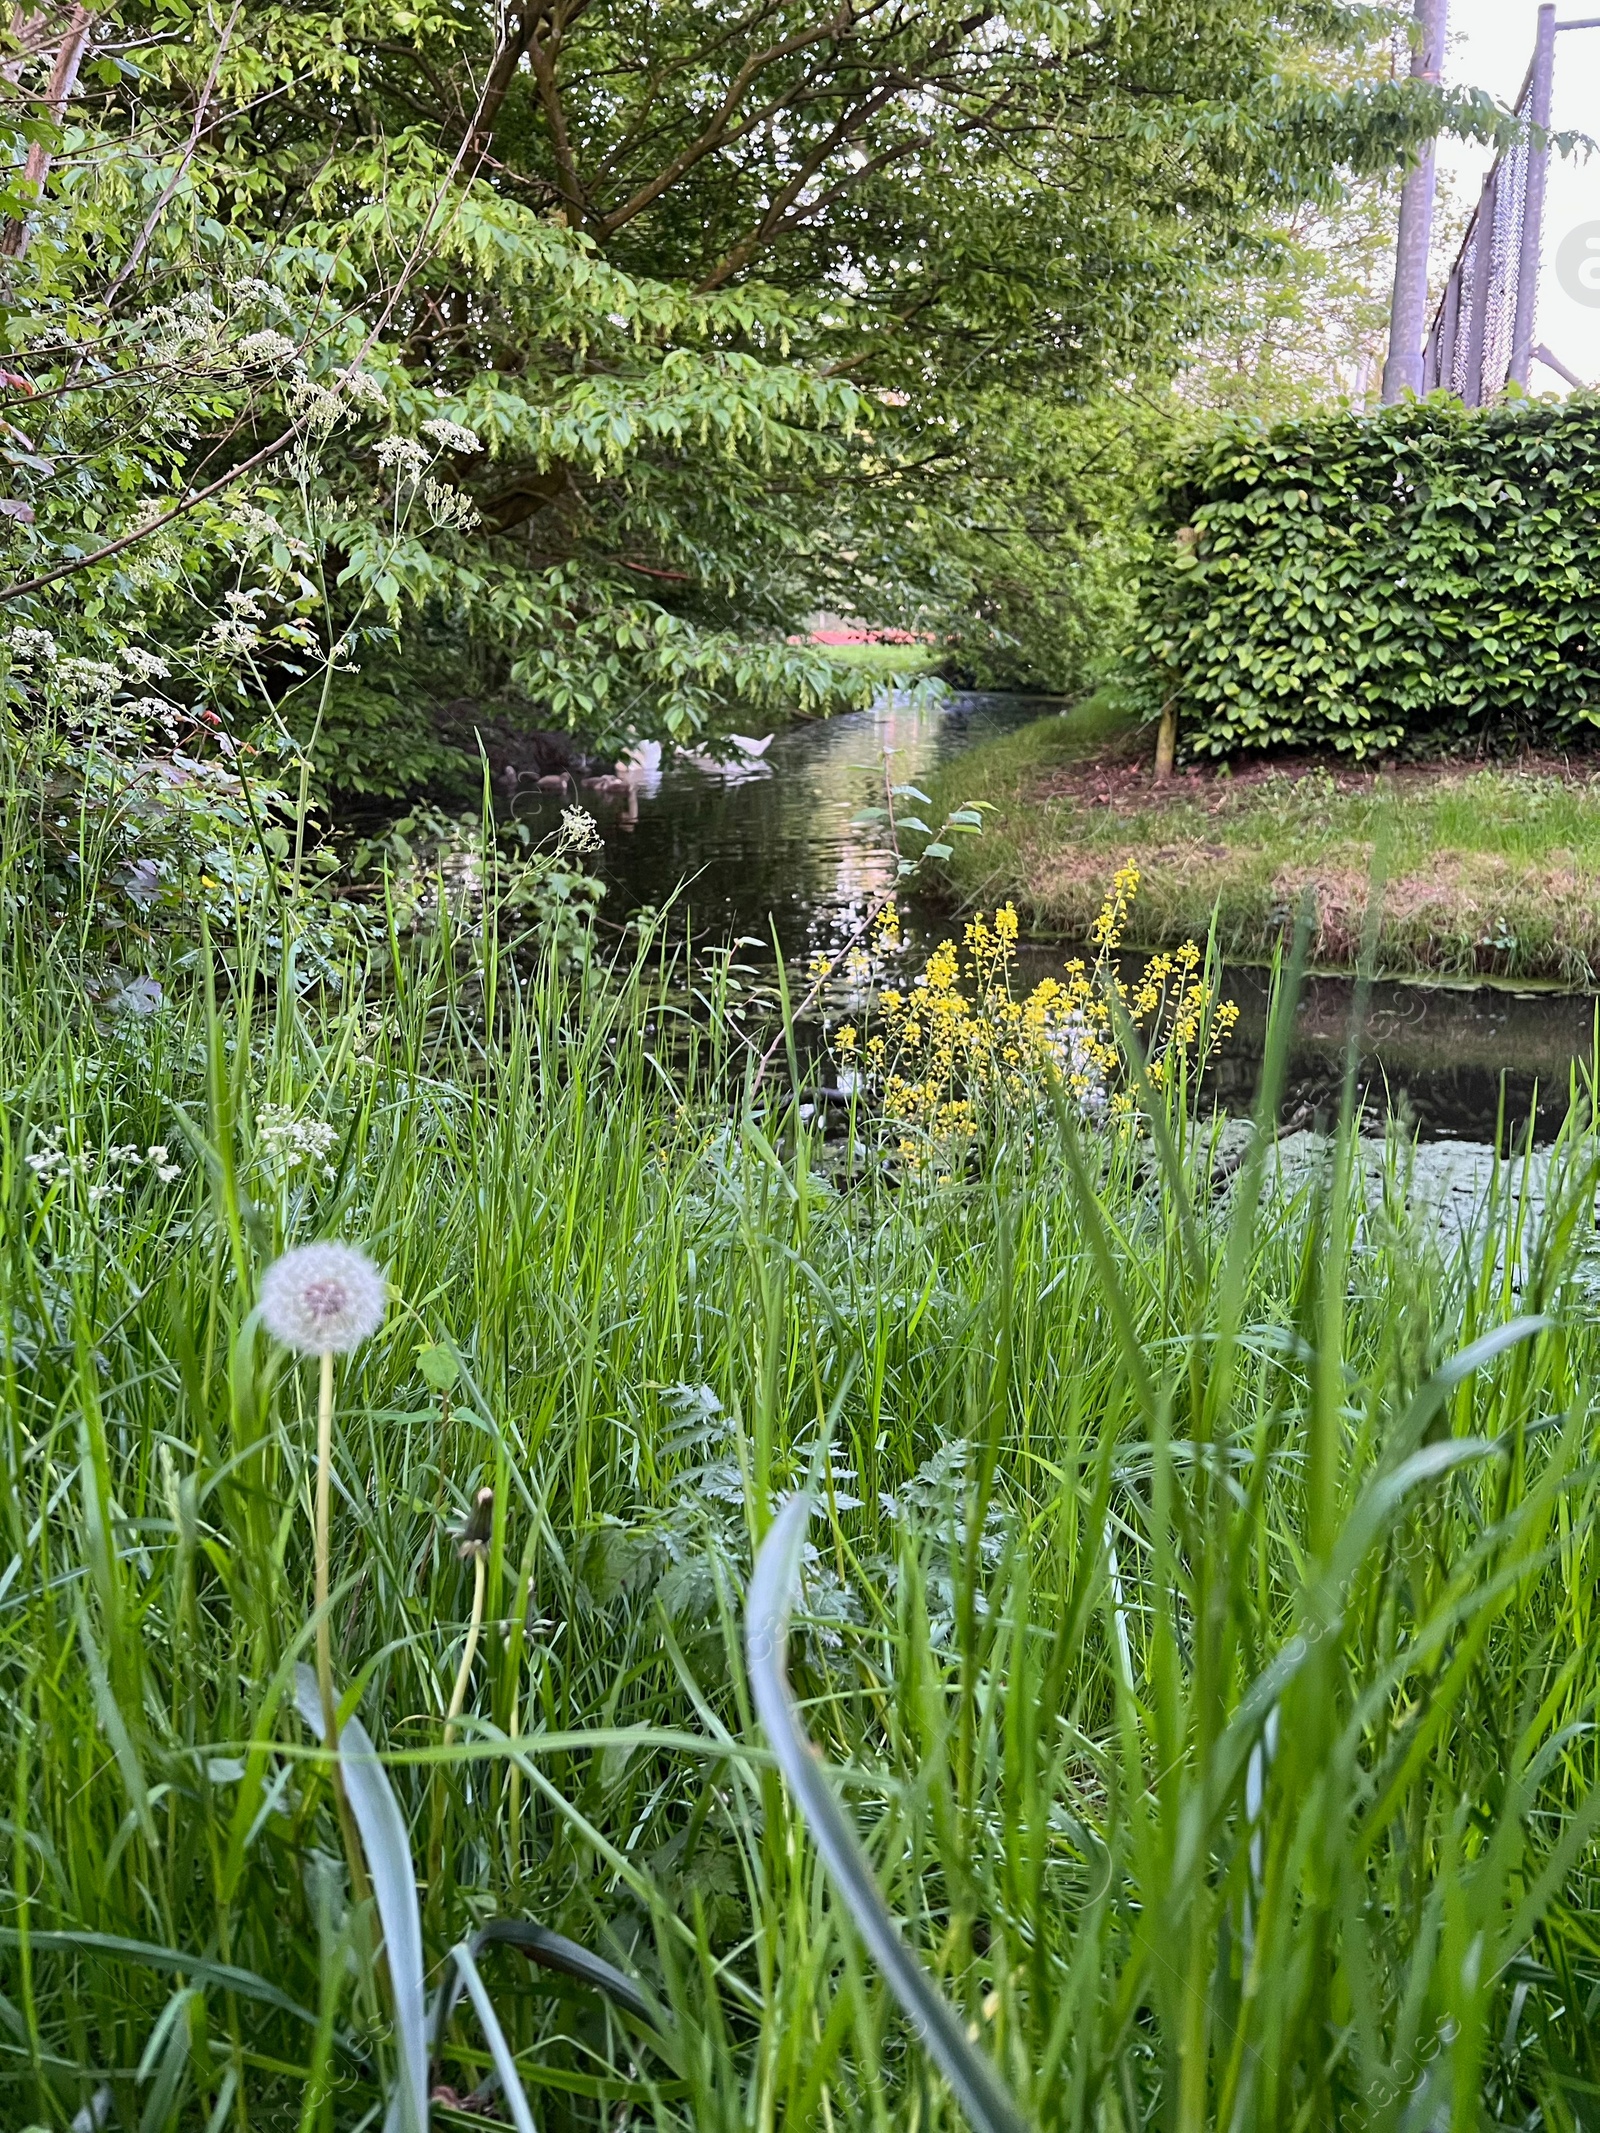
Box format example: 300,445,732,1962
1,4,96,259
1154,698,1178,782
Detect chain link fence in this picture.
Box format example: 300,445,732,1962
1422,9,1556,407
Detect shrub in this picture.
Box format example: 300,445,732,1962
828,873,1239,1166
1127,394,1600,758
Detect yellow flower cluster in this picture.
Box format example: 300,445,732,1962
829,870,1239,1168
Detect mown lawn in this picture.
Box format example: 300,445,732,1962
931,698,1600,982
820,639,945,678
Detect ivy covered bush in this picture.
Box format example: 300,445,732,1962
1129,396,1600,757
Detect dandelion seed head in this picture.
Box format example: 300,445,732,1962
259,1241,387,1354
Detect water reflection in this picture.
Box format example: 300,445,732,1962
509,690,1598,1144
510,688,1044,965
1011,949,1597,1145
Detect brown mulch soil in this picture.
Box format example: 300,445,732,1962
1034,746,1600,816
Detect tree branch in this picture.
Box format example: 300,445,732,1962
1,2,96,258
597,18,851,238
696,78,907,290
100,0,244,305
0,419,302,605
526,1,593,226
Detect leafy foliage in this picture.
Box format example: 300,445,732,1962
1128,395,1600,759
0,0,1488,781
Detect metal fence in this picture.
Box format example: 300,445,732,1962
1422,6,1556,405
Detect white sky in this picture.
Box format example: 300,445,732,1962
1441,0,1600,386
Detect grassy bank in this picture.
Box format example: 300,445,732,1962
932,699,1600,983
6,813,1600,2129
821,639,944,678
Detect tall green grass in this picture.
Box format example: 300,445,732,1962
3,827,1600,2131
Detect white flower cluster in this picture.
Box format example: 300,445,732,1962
256,1104,339,1181
227,501,313,564
558,805,603,855
27,1128,182,1200
8,626,57,665
285,373,353,436
140,292,219,360
259,1241,387,1355
421,416,482,455
119,646,171,681
375,434,429,480
53,658,121,705
333,364,388,409
236,329,299,370
228,276,282,309
209,585,268,655
421,477,480,531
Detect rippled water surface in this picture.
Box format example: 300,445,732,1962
512,691,1597,1143
513,687,1039,959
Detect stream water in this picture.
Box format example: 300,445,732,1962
508,689,1597,1144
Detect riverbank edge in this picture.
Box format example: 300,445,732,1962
924,700,1600,987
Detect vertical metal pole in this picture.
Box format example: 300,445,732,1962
1382,0,1451,402
1438,267,1462,394
1509,4,1558,389
1462,174,1498,406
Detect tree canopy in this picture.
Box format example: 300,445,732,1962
0,0,1486,783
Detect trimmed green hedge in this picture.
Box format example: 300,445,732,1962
1127,396,1600,758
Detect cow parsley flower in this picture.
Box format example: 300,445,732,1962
119,646,171,681
421,416,482,455
8,626,57,664
236,329,299,369
256,1104,338,1180
420,477,481,531
259,1242,387,1355
54,657,120,705
286,375,347,434
374,434,429,480
334,364,388,408
228,276,284,310
559,805,603,855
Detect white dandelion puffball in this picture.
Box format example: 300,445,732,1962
259,1242,387,1354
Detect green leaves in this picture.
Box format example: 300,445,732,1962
0,0,1467,771
1128,397,1600,759
416,1341,460,1393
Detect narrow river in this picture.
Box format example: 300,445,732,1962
509,689,1597,1143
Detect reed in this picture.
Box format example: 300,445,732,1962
2,823,1599,2133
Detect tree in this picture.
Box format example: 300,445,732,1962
0,0,1481,783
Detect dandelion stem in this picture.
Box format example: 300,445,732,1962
444,1549,488,1744
314,1348,339,1753
313,1348,371,1911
